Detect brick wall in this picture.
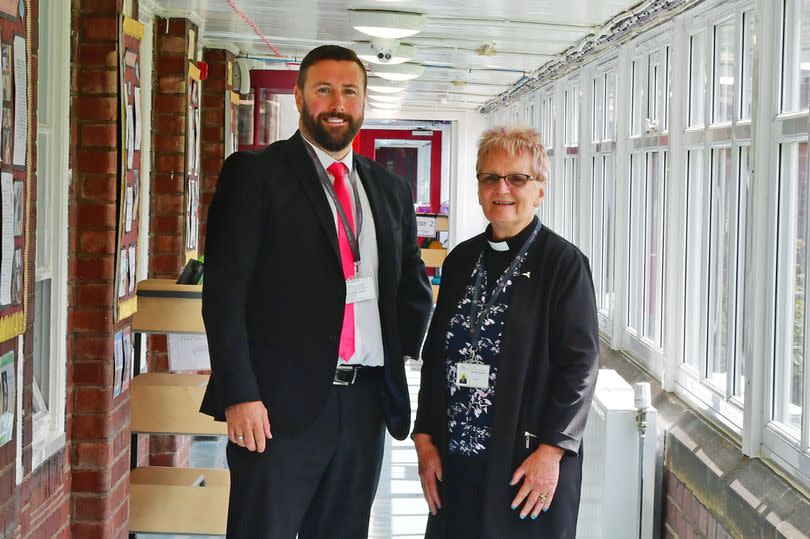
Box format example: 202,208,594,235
199,47,234,254
67,0,133,536
664,470,733,539
146,16,199,468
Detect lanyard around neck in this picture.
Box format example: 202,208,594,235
468,219,542,355
303,141,364,266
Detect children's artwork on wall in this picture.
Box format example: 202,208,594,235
0,2,32,341
115,17,143,321
0,350,14,447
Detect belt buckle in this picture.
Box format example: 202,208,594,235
334,365,358,386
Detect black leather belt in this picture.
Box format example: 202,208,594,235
332,365,382,386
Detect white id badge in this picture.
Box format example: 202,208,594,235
345,277,376,304
455,363,490,389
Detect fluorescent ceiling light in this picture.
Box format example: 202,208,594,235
368,94,404,103
357,42,415,65
351,10,424,39
371,62,424,81
367,77,406,93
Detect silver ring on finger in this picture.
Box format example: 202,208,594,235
235,435,245,441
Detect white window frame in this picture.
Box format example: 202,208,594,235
591,58,619,333
669,1,754,437
612,27,672,375
745,0,810,486
32,0,70,469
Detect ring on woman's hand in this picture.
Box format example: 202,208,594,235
539,493,547,501
235,435,245,441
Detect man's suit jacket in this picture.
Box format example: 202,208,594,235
200,131,433,440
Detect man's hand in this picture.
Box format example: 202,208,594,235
510,443,564,519
414,433,442,515
225,401,272,452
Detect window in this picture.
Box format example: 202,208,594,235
561,82,580,242
689,31,707,127
626,151,666,348
589,63,618,331
713,18,736,123
537,89,556,229
740,11,755,120
592,153,615,319
676,6,753,432
774,140,807,439
780,0,810,112
32,0,70,467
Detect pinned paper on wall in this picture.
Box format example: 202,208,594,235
0,350,15,447
121,327,132,392
113,331,123,398
124,185,133,232
125,104,134,170
11,35,25,167
118,248,128,299
0,172,12,305
133,87,142,151
167,333,211,371
416,216,437,237
128,245,136,293
12,179,20,235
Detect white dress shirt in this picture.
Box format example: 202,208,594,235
302,135,385,367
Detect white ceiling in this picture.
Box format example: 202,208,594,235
147,0,643,111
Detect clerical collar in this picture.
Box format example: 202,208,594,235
486,216,539,252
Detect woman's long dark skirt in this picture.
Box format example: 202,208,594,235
442,454,488,539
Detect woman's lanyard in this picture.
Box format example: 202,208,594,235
303,141,364,272
468,219,542,360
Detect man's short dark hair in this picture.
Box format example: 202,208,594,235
296,45,368,90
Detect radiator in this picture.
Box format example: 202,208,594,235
576,369,658,539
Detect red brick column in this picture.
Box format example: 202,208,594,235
199,47,235,253
68,0,132,536
147,16,199,468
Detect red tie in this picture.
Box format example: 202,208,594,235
327,161,355,362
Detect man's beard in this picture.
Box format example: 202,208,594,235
300,99,363,152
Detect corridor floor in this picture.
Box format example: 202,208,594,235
137,362,430,538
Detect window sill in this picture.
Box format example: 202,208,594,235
32,414,66,471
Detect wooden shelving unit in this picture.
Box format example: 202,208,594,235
128,279,228,537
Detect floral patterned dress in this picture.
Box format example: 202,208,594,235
444,248,530,456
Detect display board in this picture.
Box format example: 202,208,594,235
115,16,144,321
0,0,31,342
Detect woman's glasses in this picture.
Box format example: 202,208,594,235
476,173,535,188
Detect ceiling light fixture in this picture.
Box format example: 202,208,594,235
367,77,406,94
351,10,424,39
368,93,404,103
371,62,424,81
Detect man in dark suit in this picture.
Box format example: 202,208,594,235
200,45,433,539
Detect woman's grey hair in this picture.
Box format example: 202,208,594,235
476,125,550,182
